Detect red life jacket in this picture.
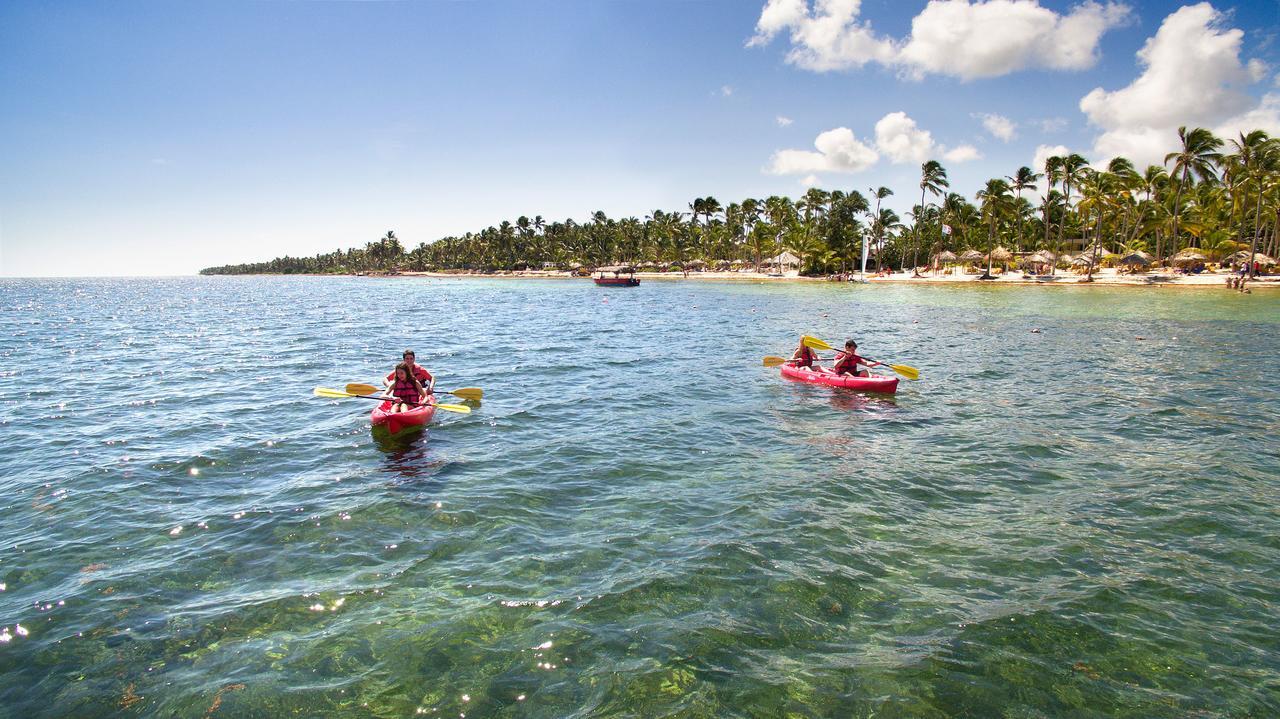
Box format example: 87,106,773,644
386,364,433,385
834,351,864,375
391,377,420,405
794,345,816,368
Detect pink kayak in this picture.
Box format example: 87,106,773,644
370,398,437,434
780,364,899,394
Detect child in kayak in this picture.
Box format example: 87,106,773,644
789,337,819,368
833,340,881,377
386,362,426,413
384,348,435,395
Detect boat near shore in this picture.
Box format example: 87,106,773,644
593,265,640,287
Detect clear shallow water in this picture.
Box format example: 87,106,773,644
0,276,1277,718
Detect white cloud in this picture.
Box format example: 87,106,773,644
768,112,975,174
1033,143,1071,171
943,144,982,162
874,111,934,163
777,115,794,127
720,85,734,97
976,113,1017,141
800,174,822,187
749,0,1131,80
1081,3,1277,165
1037,117,1069,133
748,0,896,71
766,126,879,174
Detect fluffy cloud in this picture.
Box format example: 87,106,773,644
800,174,822,187
976,113,1017,141
1081,3,1279,165
766,126,879,174
749,0,1131,80
874,111,935,163
769,112,977,174
777,115,794,127
748,0,896,71
944,144,983,162
1032,144,1071,171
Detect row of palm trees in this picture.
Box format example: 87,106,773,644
201,126,1280,279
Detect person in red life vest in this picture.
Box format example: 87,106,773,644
384,348,434,396
385,362,426,413
789,337,819,369
833,339,881,377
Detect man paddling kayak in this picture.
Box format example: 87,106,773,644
833,340,882,377
384,349,435,395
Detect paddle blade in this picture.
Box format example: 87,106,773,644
314,387,354,399
345,383,381,396
889,364,920,381
802,335,834,351
447,387,484,401
762,356,788,367
433,403,472,414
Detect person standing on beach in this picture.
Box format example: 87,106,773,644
384,349,435,396
833,340,881,377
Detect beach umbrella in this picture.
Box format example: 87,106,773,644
933,250,958,263
1171,249,1208,266
568,262,583,270
959,249,985,262
1118,252,1151,266
1224,250,1276,265
1071,254,1095,266
991,246,1013,263
687,259,707,269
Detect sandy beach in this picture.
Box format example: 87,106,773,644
399,267,1279,289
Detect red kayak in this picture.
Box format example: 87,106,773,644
370,398,437,434
780,364,899,394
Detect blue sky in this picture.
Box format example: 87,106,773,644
2,0,1278,276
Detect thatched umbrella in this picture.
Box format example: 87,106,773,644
1118,251,1152,267
1071,254,1095,266
933,250,958,263
1020,252,1051,268
1171,249,1208,266
959,249,985,263
991,246,1012,264
714,260,731,270
686,259,707,270
568,262,583,270
1224,250,1277,265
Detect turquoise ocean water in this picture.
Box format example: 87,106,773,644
0,276,1277,717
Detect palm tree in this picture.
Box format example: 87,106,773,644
868,186,892,274
1227,130,1276,278
1007,166,1041,251
913,161,949,272
1165,126,1223,257
976,178,1012,278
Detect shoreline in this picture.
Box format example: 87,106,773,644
385,268,1279,289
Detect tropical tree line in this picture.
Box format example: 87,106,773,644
201,126,1280,279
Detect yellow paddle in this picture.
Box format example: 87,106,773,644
800,335,920,380
345,383,483,402
762,355,794,367
313,387,472,414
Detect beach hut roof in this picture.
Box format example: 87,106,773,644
959,249,985,262
568,262,583,269
991,246,1013,262
1021,252,1052,266
596,265,635,273
767,251,801,265
1224,250,1276,265
1071,254,1095,266
1171,249,1208,265
933,250,958,262
1118,251,1152,266
686,259,707,267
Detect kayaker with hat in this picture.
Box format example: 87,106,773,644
384,348,435,396
833,339,881,377
789,336,819,369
